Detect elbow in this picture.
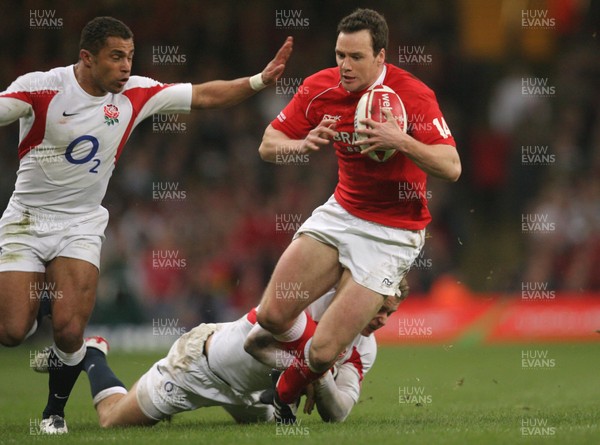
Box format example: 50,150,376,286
448,162,461,182
258,130,274,161
243,335,258,357
258,142,271,161
442,154,461,182
258,141,280,163
439,146,461,182
243,327,274,364
258,125,285,162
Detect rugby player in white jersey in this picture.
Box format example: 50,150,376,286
78,285,405,427
0,16,292,434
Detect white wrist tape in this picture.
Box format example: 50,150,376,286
249,73,266,91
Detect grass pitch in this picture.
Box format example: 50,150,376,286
0,343,598,444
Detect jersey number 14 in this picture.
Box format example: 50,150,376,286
432,117,452,139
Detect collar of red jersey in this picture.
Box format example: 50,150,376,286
344,64,388,95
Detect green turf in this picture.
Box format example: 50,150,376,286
0,343,598,444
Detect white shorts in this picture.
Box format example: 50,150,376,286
136,323,273,423
295,195,425,296
0,198,108,272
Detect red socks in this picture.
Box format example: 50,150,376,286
275,313,317,353
269,312,322,403
277,355,324,403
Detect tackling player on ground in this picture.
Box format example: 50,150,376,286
0,16,292,434
246,8,460,417
75,283,406,427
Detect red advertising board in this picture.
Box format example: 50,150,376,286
375,294,600,344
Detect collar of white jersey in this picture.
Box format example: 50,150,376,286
69,64,112,102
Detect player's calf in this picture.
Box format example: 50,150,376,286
50,317,88,352
82,336,128,427
97,394,128,429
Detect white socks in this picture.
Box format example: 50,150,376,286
51,342,86,366
272,311,308,343
93,386,128,406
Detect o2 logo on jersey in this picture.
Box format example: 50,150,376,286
65,135,101,173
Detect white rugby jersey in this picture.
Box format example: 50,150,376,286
0,65,191,214
206,301,376,400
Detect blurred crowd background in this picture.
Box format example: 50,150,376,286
0,0,598,326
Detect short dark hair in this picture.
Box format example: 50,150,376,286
337,9,388,56
80,17,133,55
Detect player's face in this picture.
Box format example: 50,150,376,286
335,30,385,92
361,296,401,336
87,37,134,95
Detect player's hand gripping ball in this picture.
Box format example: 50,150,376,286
354,84,407,162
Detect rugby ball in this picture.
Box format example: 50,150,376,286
354,84,407,162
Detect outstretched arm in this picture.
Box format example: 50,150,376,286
191,37,293,109
0,97,31,126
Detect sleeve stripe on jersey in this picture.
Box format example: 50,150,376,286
114,84,173,163
344,346,364,382
14,91,59,159
246,307,258,324
0,91,35,105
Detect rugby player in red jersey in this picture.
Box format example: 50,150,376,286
245,8,460,420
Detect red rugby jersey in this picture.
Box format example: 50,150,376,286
271,63,456,230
